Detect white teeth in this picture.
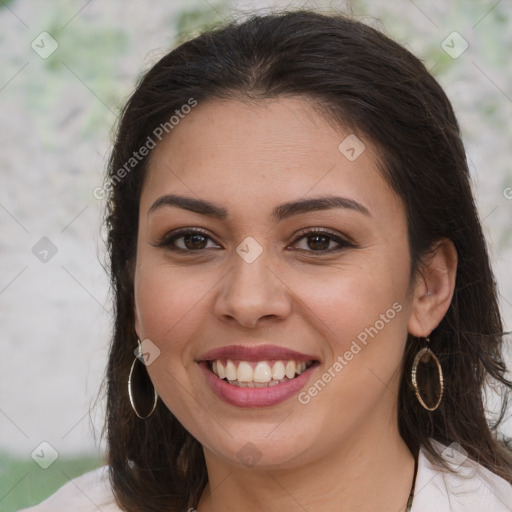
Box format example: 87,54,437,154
210,358,313,385
225,360,237,381
232,378,287,388
285,361,296,379
217,361,226,379
272,361,285,380
237,361,253,382
254,362,272,383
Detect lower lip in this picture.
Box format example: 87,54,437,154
198,361,318,408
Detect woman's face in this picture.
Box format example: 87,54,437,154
134,96,417,469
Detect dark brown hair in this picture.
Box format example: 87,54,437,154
103,9,512,511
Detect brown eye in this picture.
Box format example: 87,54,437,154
181,233,208,250
306,234,331,251
155,228,354,255
292,229,354,254
155,229,220,251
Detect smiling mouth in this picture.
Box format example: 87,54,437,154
207,359,318,388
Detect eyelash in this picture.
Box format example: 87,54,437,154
154,227,355,254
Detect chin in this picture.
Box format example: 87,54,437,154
200,427,317,470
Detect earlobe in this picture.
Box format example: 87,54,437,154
134,302,141,338
128,259,141,339
408,238,458,337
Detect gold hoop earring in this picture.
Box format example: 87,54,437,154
411,336,444,411
128,339,158,419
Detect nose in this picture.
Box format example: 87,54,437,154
213,246,292,328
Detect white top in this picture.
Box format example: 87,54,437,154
19,439,512,511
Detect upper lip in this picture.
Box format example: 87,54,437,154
197,344,319,362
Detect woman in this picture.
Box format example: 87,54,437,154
21,9,512,512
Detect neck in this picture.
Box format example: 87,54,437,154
196,419,416,512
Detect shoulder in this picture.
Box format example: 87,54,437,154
17,466,122,512
412,438,512,512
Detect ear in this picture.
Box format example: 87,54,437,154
408,238,458,337
128,259,142,340
134,300,141,340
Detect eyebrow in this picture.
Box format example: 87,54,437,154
148,193,371,221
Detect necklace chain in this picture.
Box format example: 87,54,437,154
406,454,419,512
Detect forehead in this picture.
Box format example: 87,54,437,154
148,96,357,169
140,96,402,223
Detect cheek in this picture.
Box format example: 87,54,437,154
134,261,215,344
297,267,409,431
133,261,213,417
296,260,409,344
